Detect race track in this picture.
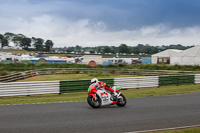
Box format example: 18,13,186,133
0,92,200,133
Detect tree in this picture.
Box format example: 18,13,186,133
12,35,22,47
110,46,118,54
97,47,102,54
132,47,140,54
11,34,31,49
32,37,44,51
119,44,130,54
140,44,151,54
89,50,95,54
0,34,4,48
20,37,31,49
103,46,112,53
4,32,15,46
75,45,81,51
45,40,54,52
66,47,74,53
0,34,8,48
75,45,82,53
12,34,26,47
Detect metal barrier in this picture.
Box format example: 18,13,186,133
0,74,198,97
195,74,200,84
0,81,60,97
114,76,159,89
0,71,37,82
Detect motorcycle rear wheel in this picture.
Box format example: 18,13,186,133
87,95,101,108
116,94,127,107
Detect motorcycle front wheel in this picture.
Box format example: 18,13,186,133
116,94,127,107
87,95,101,108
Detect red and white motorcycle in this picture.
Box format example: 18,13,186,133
87,85,127,108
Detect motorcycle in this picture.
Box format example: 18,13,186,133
87,85,127,108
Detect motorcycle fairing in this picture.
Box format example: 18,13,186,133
96,89,113,106
115,86,122,92
88,85,98,98
110,101,117,105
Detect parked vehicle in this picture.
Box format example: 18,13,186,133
87,85,127,108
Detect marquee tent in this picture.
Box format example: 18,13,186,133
170,46,200,65
151,49,182,64
82,55,103,65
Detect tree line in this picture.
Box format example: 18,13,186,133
0,32,193,55
54,44,193,55
0,32,54,52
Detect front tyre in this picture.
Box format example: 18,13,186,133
87,95,101,108
116,94,127,107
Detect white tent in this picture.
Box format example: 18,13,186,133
171,46,200,65
82,55,103,65
0,52,22,62
151,49,183,64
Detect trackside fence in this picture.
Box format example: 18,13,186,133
0,71,37,82
114,76,159,89
0,74,199,97
195,74,200,84
0,81,60,97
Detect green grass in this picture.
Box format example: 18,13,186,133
2,63,200,73
150,126,200,133
0,92,87,105
16,74,137,82
0,84,200,105
0,49,34,54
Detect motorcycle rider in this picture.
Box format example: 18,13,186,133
90,78,118,99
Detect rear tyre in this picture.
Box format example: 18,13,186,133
87,95,101,108
116,94,126,107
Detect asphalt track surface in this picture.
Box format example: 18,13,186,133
0,92,200,133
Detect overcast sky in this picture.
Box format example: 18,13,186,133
1,0,200,47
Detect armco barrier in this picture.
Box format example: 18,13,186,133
159,75,194,86
0,74,199,97
0,81,60,97
195,74,200,84
114,76,159,89
60,78,114,93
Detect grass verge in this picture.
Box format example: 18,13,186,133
16,74,138,82
0,49,33,54
0,84,200,105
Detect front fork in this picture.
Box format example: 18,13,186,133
117,92,121,97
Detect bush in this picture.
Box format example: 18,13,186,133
0,71,8,76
